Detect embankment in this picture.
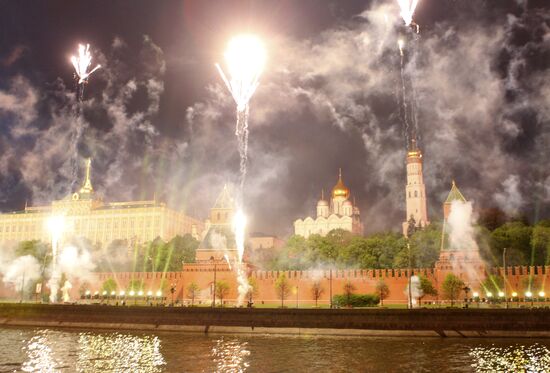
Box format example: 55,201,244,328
0,303,549,337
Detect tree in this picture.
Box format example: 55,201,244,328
442,274,464,306
101,278,117,294
343,281,356,307
275,273,291,307
531,222,550,265
311,281,324,307
418,276,437,306
215,281,230,306
478,207,508,231
491,222,533,266
375,280,390,306
186,282,200,306
246,277,259,304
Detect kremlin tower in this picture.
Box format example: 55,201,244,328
402,138,429,236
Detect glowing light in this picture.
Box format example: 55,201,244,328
94,291,99,295
498,291,504,297
70,44,101,84
85,290,90,296
102,291,107,296
147,290,153,296
397,0,419,26
473,292,479,298
539,291,545,298
525,291,533,298
119,291,125,296
398,39,405,56
111,291,116,296
138,290,144,296
129,290,135,297
216,34,266,112
512,291,518,297
486,292,493,298
156,290,162,297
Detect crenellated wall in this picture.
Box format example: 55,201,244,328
64,264,550,306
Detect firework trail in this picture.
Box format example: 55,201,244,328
398,39,411,146
68,44,101,192
216,34,266,306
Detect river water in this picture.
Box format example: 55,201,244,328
0,327,548,372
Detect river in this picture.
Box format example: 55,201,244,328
0,327,548,372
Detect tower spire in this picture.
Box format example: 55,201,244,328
79,158,93,194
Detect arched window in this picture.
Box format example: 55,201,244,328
414,191,418,198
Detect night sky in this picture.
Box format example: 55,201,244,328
0,0,549,236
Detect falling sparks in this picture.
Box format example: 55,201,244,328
398,39,405,57
70,44,101,85
397,0,419,26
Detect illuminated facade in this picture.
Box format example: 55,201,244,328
294,169,363,238
0,159,203,246
402,138,429,236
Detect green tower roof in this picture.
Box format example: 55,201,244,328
445,180,467,204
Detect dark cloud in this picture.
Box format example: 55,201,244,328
0,0,548,237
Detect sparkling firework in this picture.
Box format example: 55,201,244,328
216,34,266,306
397,0,419,26
70,44,101,85
216,35,266,113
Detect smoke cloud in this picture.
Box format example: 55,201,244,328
0,1,548,238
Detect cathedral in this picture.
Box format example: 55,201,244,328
294,170,363,238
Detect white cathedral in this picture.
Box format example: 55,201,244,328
294,170,364,238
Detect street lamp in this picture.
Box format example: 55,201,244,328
211,256,217,308
503,247,508,309
539,291,545,300
498,291,505,305
486,292,493,305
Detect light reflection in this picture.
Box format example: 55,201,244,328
470,343,550,372
211,337,250,373
76,332,165,372
21,330,71,372
21,329,165,372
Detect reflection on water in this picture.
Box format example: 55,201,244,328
19,329,165,372
0,327,548,372
77,332,165,372
470,343,550,372
211,337,250,373
22,330,70,372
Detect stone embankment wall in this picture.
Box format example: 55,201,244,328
0,304,549,337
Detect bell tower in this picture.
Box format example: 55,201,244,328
402,138,429,236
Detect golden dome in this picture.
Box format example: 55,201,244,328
332,168,350,199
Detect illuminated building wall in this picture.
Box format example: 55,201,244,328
0,159,203,246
